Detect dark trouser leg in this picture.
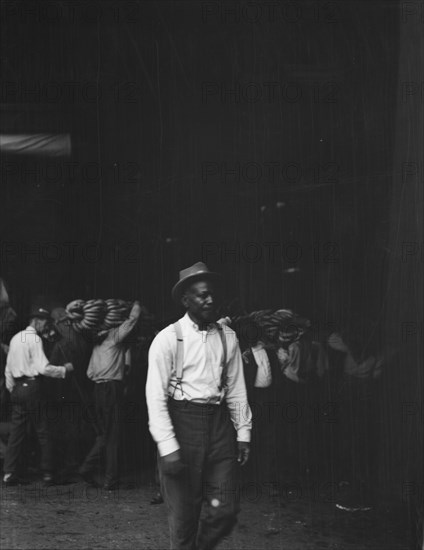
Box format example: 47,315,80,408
159,401,204,550
159,456,202,550
196,405,239,550
104,381,122,485
4,381,47,474
59,403,80,475
197,458,239,550
79,435,105,475
159,401,240,550
79,384,106,475
280,379,304,481
3,400,27,474
34,399,52,473
250,388,279,487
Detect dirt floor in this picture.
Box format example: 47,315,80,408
0,471,410,550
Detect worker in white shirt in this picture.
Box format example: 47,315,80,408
2,307,74,486
239,320,283,489
146,262,252,550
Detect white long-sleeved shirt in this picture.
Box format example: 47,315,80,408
5,326,66,392
251,343,272,388
146,312,252,457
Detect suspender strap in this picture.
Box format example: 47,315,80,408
173,321,184,383
217,323,228,391
173,320,228,390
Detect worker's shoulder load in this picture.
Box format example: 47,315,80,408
229,307,327,382
65,298,132,336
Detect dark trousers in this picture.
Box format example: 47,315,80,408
4,378,52,474
336,377,377,495
249,386,280,486
159,399,240,550
79,380,122,485
48,401,82,476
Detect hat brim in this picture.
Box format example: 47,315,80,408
29,313,51,320
172,272,221,304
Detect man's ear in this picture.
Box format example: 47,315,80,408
181,293,188,308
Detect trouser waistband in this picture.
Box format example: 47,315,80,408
168,398,225,416
14,376,39,382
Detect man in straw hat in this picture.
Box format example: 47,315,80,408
146,262,252,550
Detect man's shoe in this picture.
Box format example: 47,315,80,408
103,481,119,491
42,473,54,485
79,471,97,486
150,491,164,505
3,473,20,486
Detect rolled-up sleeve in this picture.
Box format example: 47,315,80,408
33,339,66,378
5,359,15,392
224,333,252,442
146,330,180,457
111,303,142,344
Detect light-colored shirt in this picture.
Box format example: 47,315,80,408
251,343,272,388
278,343,303,383
146,312,252,457
87,302,141,382
5,326,66,392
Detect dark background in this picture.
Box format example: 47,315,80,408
0,0,422,513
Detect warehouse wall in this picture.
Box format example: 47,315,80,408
1,1,421,506
381,2,423,535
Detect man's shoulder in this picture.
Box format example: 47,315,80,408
218,322,236,335
9,328,34,345
218,322,239,345
150,323,179,347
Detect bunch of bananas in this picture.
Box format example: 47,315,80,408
103,299,132,329
230,308,311,346
65,298,132,334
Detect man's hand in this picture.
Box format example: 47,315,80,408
160,449,185,476
1,343,9,355
241,349,252,364
64,362,74,373
237,441,250,466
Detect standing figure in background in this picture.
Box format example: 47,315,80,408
78,301,141,491
2,307,74,485
146,262,252,550
45,308,93,482
0,278,18,465
239,319,283,491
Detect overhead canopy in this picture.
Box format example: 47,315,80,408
0,133,71,157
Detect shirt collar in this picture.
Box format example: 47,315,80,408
181,312,217,333
252,342,266,353
25,326,36,333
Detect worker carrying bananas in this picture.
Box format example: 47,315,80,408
78,300,142,490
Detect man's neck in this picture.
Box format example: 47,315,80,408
186,312,214,331
29,321,43,337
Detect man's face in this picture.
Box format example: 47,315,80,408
33,318,49,335
182,280,217,325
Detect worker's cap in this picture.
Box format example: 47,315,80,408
29,306,52,320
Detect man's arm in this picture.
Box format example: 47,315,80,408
224,333,252,464
32,336,71,379
110,301,142,344
145,330,180,457
5,356,14,392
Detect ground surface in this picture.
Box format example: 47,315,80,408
0,472,410,550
